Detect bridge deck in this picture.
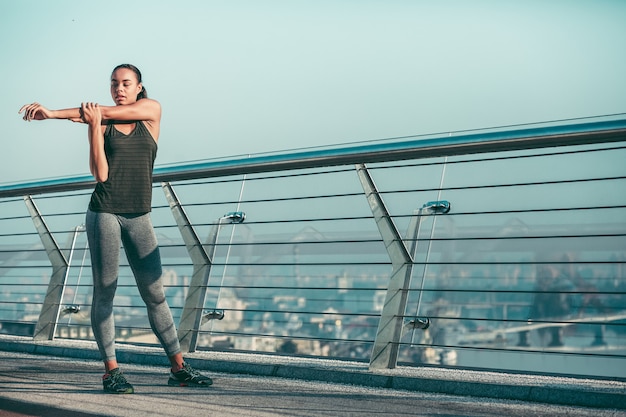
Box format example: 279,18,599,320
0,335,624,416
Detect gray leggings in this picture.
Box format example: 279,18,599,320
86,209,181,361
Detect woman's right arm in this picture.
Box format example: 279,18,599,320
82,103,108,183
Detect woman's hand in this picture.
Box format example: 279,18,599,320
81,102,102,126
18,102,53,121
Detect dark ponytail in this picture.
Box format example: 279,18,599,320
137,85,148,100
112,63,147,100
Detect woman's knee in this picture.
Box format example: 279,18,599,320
138,280,167,307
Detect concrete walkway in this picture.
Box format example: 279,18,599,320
0,334,624,412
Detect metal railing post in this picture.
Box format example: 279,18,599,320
162,182,245,352
162,182,214,353
24,196,69,341
356,164,415,369
357,164,450,369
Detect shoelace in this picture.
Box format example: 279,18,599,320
181,364,201,379
109,372,129,386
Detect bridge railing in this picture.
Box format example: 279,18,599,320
1,117,625,378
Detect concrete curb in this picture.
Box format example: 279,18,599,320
1,335,624,410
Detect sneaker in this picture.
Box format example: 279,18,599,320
102,368,134,394
168,363,213,387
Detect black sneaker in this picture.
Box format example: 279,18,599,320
168,363,213,387
102,368,134,394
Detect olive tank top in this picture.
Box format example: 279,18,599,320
88,121,157,214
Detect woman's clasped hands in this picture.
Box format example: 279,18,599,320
81,102,102,126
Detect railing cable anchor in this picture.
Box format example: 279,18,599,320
62,305,81,315
201,309,225,325
407,317,430,330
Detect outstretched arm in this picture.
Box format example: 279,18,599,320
19,99,161,123
18,103,82,122
82,103,108,183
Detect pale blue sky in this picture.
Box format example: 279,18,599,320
2,0,625,184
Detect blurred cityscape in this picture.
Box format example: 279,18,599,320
2,235,625,368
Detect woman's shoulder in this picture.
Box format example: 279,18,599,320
135,98,161,123
139,98,161,108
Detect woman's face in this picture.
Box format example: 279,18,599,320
110,68,142,105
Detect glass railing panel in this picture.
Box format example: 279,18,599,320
0,197,48,332
386,145,626,375
154,168,391,356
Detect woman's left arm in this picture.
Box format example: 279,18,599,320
19,99,161,124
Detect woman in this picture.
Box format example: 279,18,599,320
19,64,212,394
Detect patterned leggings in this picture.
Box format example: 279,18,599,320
86,209,181,361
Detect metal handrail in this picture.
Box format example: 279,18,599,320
2,118,625,198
